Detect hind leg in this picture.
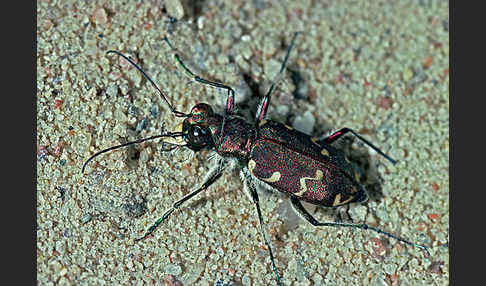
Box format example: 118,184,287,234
319,128,397,165
289,196,429,255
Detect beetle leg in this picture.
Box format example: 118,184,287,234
289,197,430,255
242,172,282,286
255,32,300,125
334,205,353,223
135,159,225,242
320,128,397,165
163,36,236,115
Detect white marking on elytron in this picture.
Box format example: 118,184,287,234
294,169,324,197
344,156,350,163
284,124,293,130
262,171,281,183
247,159,281,183
332,193,354,206
248,159,257,175
311,137,320,146
354,172,360,182
321,148,329,156
258,119,268,126
309,137,330,156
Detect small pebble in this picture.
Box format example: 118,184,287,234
376,95,393,110
63,228,72,238
150,105,159,117
92,8,108,25
402,68,413,82
163,274,183,286
59,268,67,277
370,274,388,286
370,237,386,257
43,19,54,30
292,110,315,134
264,59,283,80
106,85,118,97
164,0,184,20
241,274,251,286
81,214,92,224
136,118,148,132
214,279,234,286
348,205,367,221
241,35,251,42
197,16,205,30
37,145,49,160
54,141,63,157
428,260,444,274
165,263,182,276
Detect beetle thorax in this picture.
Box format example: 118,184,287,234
214,116,256,159
181,103,256,158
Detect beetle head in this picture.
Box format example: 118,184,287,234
178,103,220,151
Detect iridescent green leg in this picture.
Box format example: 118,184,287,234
163,36,236,114
290,197,430,255
135,163,224,242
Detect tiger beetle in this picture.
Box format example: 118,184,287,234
82,32,429,285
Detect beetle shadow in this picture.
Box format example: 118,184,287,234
340,136,387,205
312,120,387,205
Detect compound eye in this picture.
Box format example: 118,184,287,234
188,125,210,148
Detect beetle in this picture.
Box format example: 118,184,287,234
82,32,429,285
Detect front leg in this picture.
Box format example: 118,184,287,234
241,170,282,286
163,36,236,115
135,158,226,241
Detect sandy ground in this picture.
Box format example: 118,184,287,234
37,0,449,285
